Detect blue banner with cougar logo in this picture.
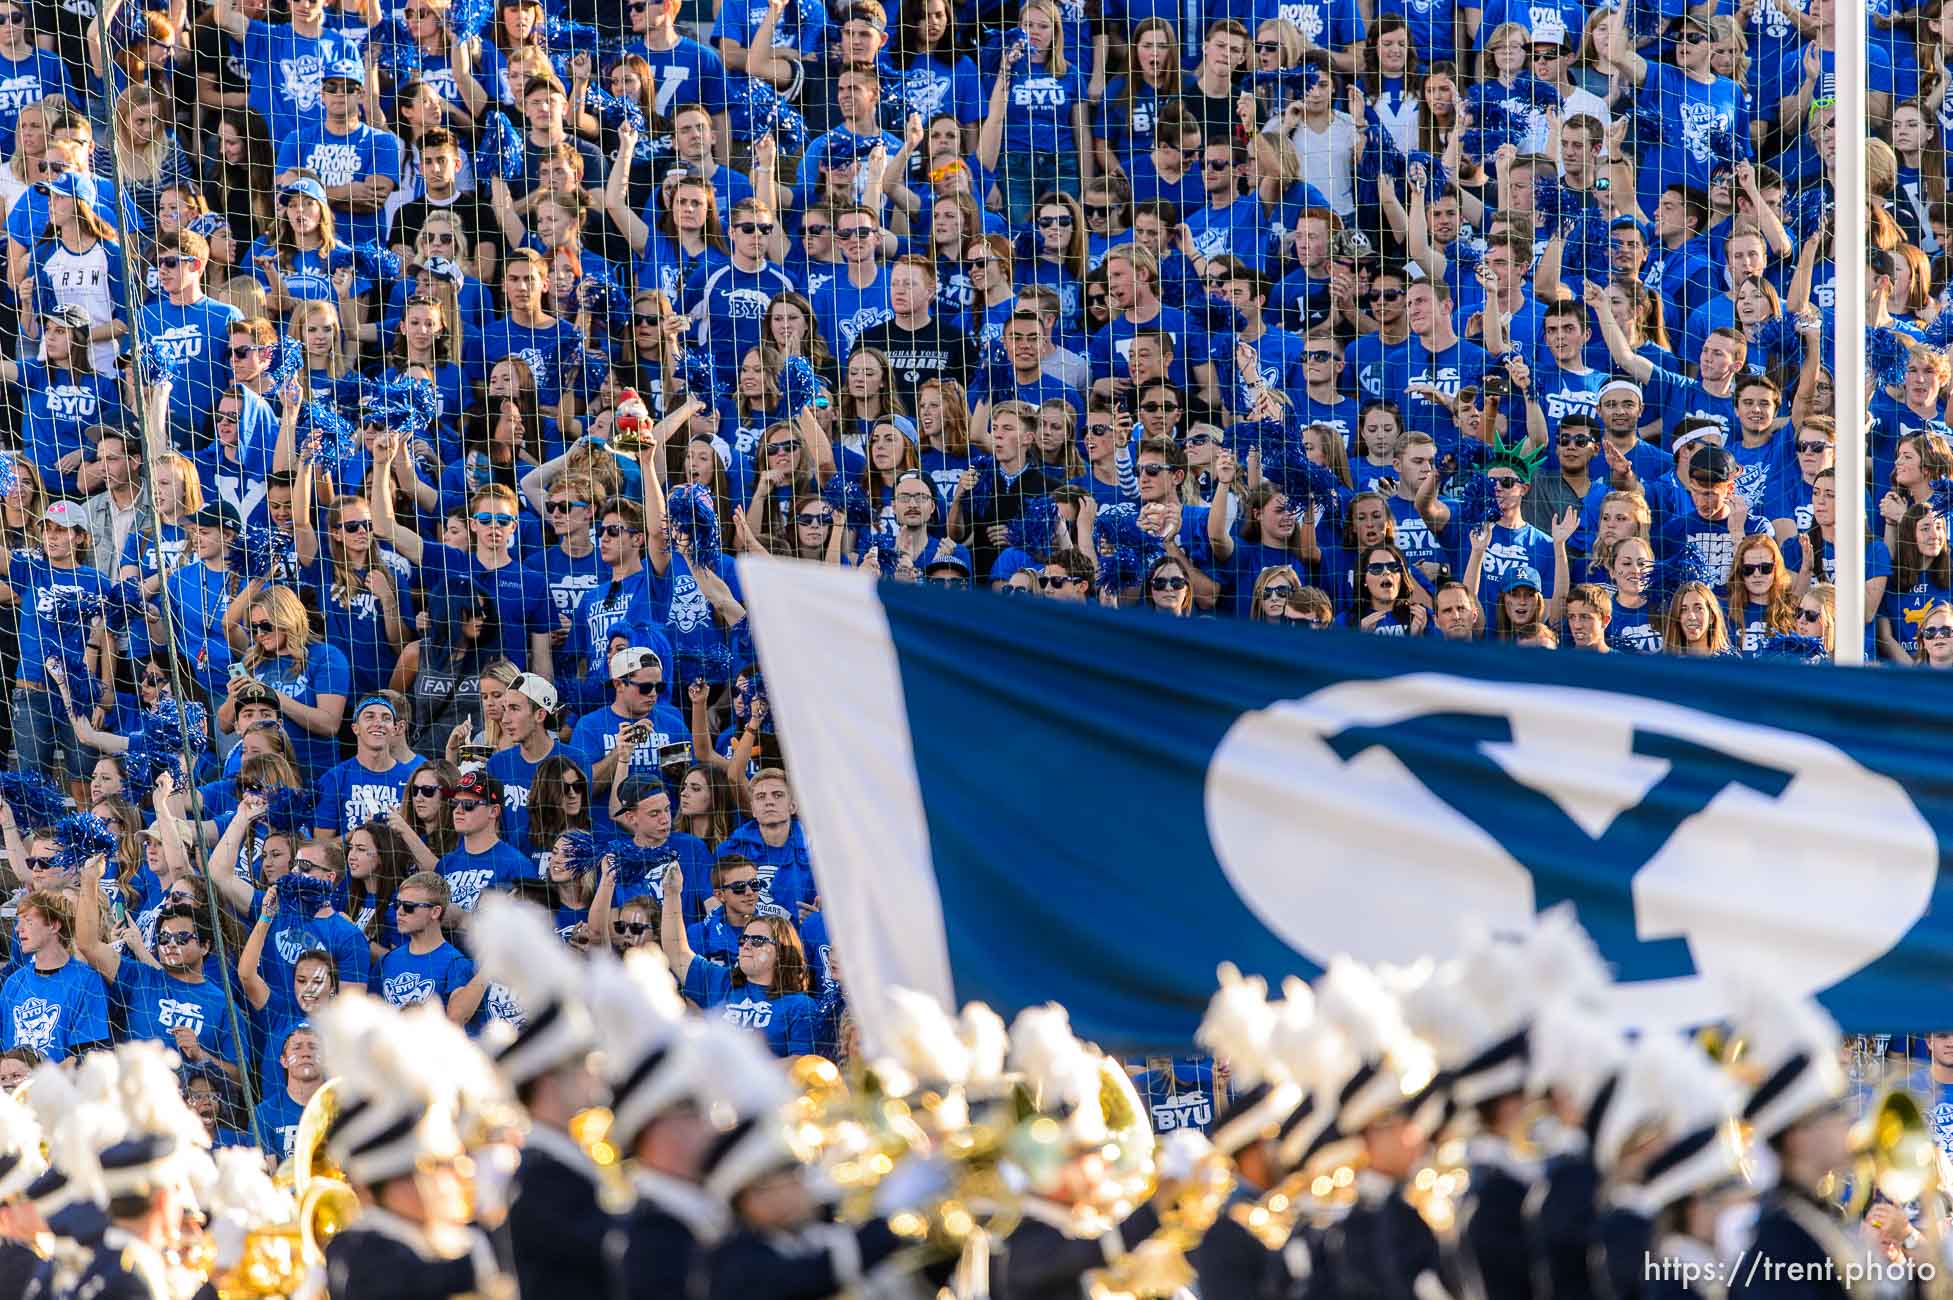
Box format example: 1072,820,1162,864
740,561,1953,1054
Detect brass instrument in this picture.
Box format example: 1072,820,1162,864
568,1106,637,1215
1086,1148,1234,1299
1844,1088,1939,1220
213,1078,359,1297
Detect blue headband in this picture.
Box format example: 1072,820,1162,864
353,694,396,720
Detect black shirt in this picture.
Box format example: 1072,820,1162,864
852,316,978,409
386,189,505,266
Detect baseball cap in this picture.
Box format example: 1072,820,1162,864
1689,445,1736,484
452,770,503,804
924,552,972,577
43,501,86,529
278,178,329,207
1679,13,1713,36
1502,565,1543,594
189,501,241,533
609,647,665,681
509,672,558,713
41,172,97,203
322,54,366,83
412,254,465,286
1530,16,1567,44
233,681,278,709
42,304,90,332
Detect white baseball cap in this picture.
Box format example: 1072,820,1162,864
609,647,664,681
509,672,558,713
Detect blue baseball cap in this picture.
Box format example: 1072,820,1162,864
278,177,329,207
322,55,366,84
1502,565,1543,594
41,171,97,203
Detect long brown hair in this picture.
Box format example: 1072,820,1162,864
731,912,810,992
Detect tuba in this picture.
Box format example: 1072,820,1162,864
293,1078,359,1267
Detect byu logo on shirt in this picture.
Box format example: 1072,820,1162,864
1151,1091,1212,1132
1205,674,1937,1029
722,994,775,1030
383,972,437,1006
157,997,208,1036
10,998,58,1049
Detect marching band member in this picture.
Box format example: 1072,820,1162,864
1522,995,1627,1300
0,1088,47,1296
585,946,729,1300
470,895,631,1300
315,993,516,1300
1724,991,1862,1300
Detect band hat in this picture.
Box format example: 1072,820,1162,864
1733,984,1847,1142
471,897,595,1088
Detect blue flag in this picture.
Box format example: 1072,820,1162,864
741,560,1953,1053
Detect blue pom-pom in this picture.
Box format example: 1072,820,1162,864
1093,502,1167,591
1651,548,1719,599
51,812,118,872
263,787,313,834
1456,474,1501,528
471,112,527,183
1460,100,1526,163
298,401,359,467
146,697,210,755
1751,634,1829,663
276,872,335,917
674,351,723,411
606,839,678,891
820,472,873,532
780,354,823,419
1869,327,1915,390
327,241,405,283
1703,123,1747,174
0,772,65,829
1006,495,1062,556
541,17,619,68
728,81,809,155
666,483,723,569
0,455,17,501
861,530,904,577
358,374,440,439
446,0,492,40
553,830,603,876
133,338,183,387
266,335,305,392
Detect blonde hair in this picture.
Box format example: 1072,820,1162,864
1476,21,1530,79
292,298,350,383
154,452,204,515
244,585,316,674
1021,0,1069,75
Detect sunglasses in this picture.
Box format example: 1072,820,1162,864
1138,463,1172,477
1084,204,1117,218
250,619,276,634
228,344,267,360
1039,574,1079,589
563,779,586,793
967,257,999,268
600,523,642,537
1923,626,1953,641
1264,585,1296,599
802,223,833,237
614,920,651,935
0,12,28,23
795,510,834,526
396,899,440,914
623,678,662,694
1036,214,1074,228
1366,561,1403,575
1085,423,1117,438
721,879,761,895
1184,433,1215,448
25,857,56,871
768,439,802,455
1795,608,1824,624
634,314,665,326
1560,434,1596,449
836,226,875,240
142,672,168,687
1740,561,1776,576
1302,350,1336,364
410,784,445,797
738,933,776,947
1366,288,1405,302
1140,401,1179,413
1151,575,1189,591
473,512,517,526
157,930,198,945
1254,38,1280,50
452,797,489,812
927,575,970,588
1796,440,1831,453
1489,476,1521,490
1681,31,1710,43
339,518,373,532
545,499,589,514
733,221,775,235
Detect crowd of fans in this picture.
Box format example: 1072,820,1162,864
0,0,1934,1158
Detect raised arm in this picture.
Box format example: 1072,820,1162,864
368,435,425,564
238,892,275,1011
659,862,696,974
1583,279,1654,381
74,856,121,981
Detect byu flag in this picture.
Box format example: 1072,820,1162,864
741,559,1953,1053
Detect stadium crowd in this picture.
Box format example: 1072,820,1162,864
0,0,1937,1201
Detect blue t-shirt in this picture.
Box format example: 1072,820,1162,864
416,543,556,671
242,22,360,143
485,740,589,852
436,838,534,912
274,120,405,250
164,561,241,694
0,49,70,156
681,957,819,1057
687,260,799,383
9,552,115,688
141,295,246,441
630,36,731,116
1001,60,1086,155
110,961,238,1064
377,940,474,1012
15,361,124,488
568,701,691,781
467,315,592,408
1635,64,1751,210
248,643,352,782
522,545,609,634
295,551,415,697
810,265,894,365
1474,520,1558,611
0,957,109,1060
1881,577,1953,655
313,756,420,837
254,1088,306,1160
252,898,371,1024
